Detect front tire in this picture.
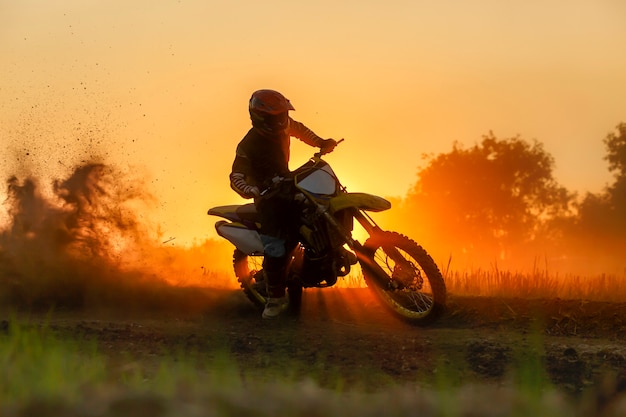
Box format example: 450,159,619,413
361,231,446,325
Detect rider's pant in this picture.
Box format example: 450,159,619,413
262,254,289,298
256,194,299,299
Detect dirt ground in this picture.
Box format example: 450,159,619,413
10,287,624,396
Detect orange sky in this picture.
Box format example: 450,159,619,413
2,0,626,245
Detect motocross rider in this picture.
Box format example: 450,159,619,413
230,89,338,319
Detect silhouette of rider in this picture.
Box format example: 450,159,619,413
230,89,337,319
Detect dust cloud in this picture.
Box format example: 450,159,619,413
0,161,235,312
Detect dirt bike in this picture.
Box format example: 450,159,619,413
208,141,446,324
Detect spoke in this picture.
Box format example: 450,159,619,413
372,246,434,314
406,290,433,311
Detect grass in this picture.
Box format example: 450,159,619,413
0,318,245,409
338,263,626,302
1,319,624,417
0,316,105,404
443,268,626,302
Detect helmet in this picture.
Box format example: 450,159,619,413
249,89,295,136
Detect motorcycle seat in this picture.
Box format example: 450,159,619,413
236,203,258,222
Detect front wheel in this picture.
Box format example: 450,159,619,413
361,231,446,325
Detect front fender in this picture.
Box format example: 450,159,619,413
329,192,391,213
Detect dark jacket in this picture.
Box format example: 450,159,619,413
230,118,323,198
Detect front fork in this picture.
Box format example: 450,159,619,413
318,207,399,290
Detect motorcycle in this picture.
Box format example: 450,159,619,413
207,141,446,324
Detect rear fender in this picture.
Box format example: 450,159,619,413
215,220,264,255
329,192,391,213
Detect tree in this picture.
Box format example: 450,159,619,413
577,122,626,238
401,132,572,264
604,122,626,180
604,123,626,219
563,122,626,274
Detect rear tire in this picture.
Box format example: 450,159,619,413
361,231,446,325
233,249,266,310
232,249,303,314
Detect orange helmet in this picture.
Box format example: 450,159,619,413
249,89,295,136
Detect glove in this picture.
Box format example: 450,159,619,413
230,172,260,199
319,138,338,155
243,185,260,199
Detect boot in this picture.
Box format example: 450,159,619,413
262,296,288,319
262,256,288,319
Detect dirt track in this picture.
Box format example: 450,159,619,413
22,287,625,395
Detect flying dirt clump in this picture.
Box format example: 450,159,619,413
0,162,231,311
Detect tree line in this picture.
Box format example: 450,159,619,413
389,123,626,274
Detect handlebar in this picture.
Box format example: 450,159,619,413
260,138,344,197
314,138,345,158
259,175,290,197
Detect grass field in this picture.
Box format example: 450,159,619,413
1,306,625,417
1,245,625,417
444,269,626,302
339,265,626,303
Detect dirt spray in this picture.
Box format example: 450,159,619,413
0,162,235,311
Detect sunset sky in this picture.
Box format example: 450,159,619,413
2,0,626,245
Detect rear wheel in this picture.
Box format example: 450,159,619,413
361,231,446,325
232,249,303,314
233,249,266,309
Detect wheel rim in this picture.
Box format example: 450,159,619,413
370,245,436,318
237,254,267,305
